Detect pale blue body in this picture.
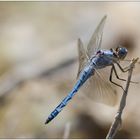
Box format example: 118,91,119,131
46,49,118,124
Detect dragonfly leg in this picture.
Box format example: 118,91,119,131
113,65,126,82
115,63,138,84
109,65,125,91
116,62,130,72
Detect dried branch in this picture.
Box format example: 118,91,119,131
63,122,71,139
106,57,139,139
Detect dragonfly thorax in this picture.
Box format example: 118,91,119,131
90,49,117,69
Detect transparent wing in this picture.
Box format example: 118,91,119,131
87,15,107,58
77,15,107,78
77,38,89,78
81,67,118,106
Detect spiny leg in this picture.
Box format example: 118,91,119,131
113,65,126,82
109,65,125,91
116,62,130,72
115,63,138,84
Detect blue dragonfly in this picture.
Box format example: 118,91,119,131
45,15,131,124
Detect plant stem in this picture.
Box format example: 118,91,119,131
106,58,139,139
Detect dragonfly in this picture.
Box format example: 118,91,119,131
45,15,133,124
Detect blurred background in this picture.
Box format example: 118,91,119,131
0,1,140,138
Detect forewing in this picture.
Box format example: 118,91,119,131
82,67,118,106
77,38,88,78
87,15,107,58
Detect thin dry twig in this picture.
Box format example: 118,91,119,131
106,57,139,139
63,122,71,139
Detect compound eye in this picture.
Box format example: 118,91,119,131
120,48,127,55
118,47,128,59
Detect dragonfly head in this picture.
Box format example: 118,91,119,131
116,46,128,60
